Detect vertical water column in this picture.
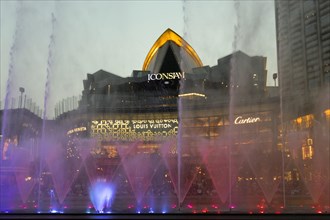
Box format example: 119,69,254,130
42,12,56,122
37,12,56,211
177,0,187,210
278,25,287,209
0,1,23,212
228,0,240,211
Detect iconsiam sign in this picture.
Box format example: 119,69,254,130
147,72,185,81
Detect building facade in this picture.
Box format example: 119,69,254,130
275,0,330,118
275,0,330,208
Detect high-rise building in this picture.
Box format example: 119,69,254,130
275,0,330,118
275,2,330,208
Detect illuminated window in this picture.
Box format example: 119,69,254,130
302,143,313,160
285,171,292,181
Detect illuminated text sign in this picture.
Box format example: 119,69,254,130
67,127,87,135
91,119,178,141
148,72,184,81
234,116,261,124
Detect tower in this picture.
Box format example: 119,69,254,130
275,0,330,118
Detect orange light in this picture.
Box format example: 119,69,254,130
296,117,302,124
142,28,203,71
324,109,330,119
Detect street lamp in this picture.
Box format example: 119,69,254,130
19,87,25,108
273,73,278,87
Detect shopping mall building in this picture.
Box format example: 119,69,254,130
57,28,278,151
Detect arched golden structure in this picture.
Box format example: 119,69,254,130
142,28,203,71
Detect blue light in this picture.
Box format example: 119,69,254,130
89,179,114,213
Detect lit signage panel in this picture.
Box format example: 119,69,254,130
234,116,261,124
232,112,272,125
67,126,87,135
148,72,184,81
91,119,178,141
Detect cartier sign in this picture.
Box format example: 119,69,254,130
234,116,261,124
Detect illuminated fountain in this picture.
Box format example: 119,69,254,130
89,179,113,213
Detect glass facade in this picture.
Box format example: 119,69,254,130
276,0,330,103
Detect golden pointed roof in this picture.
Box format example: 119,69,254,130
142,28,203,71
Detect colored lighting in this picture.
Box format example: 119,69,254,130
201,208,208,213
178,93,206,98
211,204,218,209
142,29,203,71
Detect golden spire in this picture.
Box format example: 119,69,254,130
142,28,203,71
